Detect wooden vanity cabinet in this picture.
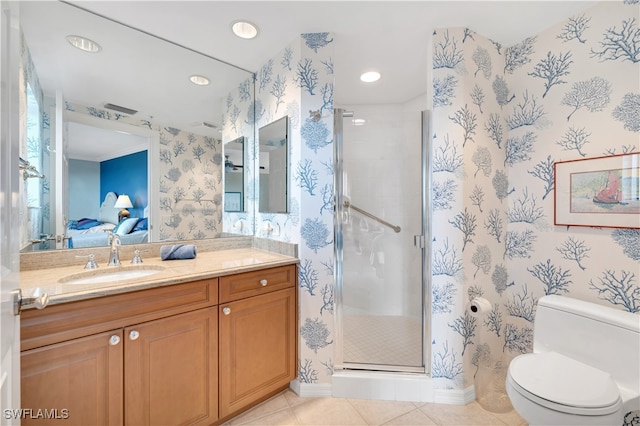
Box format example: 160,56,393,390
218,265,297,420
21,308,218,426
20,263,297,426
20,278,219,426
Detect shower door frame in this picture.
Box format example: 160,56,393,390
333,108,432,374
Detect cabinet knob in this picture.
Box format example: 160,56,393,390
260,279,268,287
129,330,140,340
109,335,121,346
222,307,231,315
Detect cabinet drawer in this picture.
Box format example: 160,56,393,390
219,265,296,303
21,278,218,351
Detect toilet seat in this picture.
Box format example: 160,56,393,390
508,352,622,416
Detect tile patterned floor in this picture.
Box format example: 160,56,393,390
222,389,528,426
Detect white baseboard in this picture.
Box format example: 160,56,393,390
289,380,333,397
434,385,475,405
291,376,475,405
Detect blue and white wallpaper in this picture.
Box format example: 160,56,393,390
18,4,638,412
252,4,638,397
229,33,336,385
432,0,639,395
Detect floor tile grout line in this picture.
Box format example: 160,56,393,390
223,391,525,426
231,404,298,426
415,406,443,426
224,392,292,426
381,407,435,426
341,398,370,425
345,398,425,426
289,402,306,426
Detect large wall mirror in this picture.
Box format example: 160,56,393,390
259,116,289,214
19,1,254,251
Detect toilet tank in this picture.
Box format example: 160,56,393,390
533,295,640,392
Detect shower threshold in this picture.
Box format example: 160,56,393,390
338,364,425,374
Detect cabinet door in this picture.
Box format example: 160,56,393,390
21,330,123,426
219,287,296,418
124,307,218,426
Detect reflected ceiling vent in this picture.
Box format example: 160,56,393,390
191,121,217,129
103,103,138,115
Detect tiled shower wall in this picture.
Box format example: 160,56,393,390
432,0,639,394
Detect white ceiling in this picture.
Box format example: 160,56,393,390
67,121,147,162
73,0,599,107
24,1,600,160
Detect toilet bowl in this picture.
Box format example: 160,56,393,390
505,295,640,426
507,352,624,425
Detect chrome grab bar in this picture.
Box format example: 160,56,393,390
343,200,401,233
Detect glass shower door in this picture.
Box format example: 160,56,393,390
335,106,426,372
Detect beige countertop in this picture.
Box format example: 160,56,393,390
20,248,298,307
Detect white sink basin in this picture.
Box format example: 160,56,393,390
59,265,165,285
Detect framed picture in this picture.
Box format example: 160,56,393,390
224,192,242,212
554,152,639,229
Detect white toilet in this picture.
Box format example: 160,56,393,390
506,295,640,426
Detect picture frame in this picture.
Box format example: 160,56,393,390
224,192,242,212
554,152,639,229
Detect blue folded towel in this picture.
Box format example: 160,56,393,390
160,244,197,260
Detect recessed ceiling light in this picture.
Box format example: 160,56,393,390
360,71,381,83
352,118,366,126
66,35,101,53
189,75,210,86
231,20,259,39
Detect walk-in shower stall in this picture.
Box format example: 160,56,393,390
333,104,430,390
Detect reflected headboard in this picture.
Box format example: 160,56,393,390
98,191,119,225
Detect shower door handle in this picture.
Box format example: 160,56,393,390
414,235,425,248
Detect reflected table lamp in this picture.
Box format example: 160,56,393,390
115,194,133,222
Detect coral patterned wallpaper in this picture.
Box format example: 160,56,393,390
251,5,638,405
431,1,639,405
24,4,638,414
223,33,337,386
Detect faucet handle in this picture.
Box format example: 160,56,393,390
76,253,98,269
131,249,149,264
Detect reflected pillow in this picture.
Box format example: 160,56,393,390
74,218,102,230
132,218,148,232
113,217,139,236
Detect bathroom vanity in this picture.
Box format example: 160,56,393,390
19,247,298,425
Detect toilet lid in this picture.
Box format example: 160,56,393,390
508,352,621,413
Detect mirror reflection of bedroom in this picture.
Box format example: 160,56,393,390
18,0,253,253
64,120,150,250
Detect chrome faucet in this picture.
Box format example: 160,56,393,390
108,232,121,266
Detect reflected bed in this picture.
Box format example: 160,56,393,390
67,191,148,248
